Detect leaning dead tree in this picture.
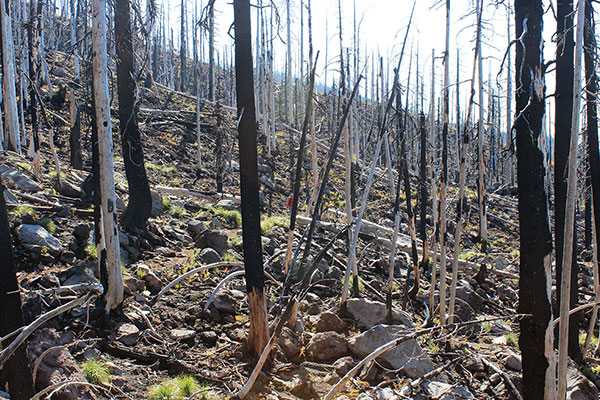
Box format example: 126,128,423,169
514,0,555,398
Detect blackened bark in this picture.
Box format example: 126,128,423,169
0,181,34,400
515,1,554,398
115,0,152,230
585,0,600,278
233,0,268,358
27,0,39,157
555,0,581,362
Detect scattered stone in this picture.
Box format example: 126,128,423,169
493,257,510,270
61,264,98,286
119,231,130,247
150,190,163,217
348,324,434,378
357,393,374,400
216,199,236,210
260,176,276,190
333,356,355,376
345,298,414,329
455,279,484,311
229,328,246,342
57,179,84,198
170,329,196,341
289,368,316,399
423,380,475,400
194,229,228,255
280,327,303,360
504,352,522,371
136,264,163,294
188,220,208,237
73,223,93,240
16,224,63,256
0,165,41,192
198,248,222,264
213,291,237,314
199,331,218,346
314,311,347,333
306,331,348,362
300,299,321,315
567,365,599,400
27,329,94,400
117,323,139,346
376,388,396,400
465,357,485,373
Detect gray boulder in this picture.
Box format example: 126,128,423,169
306,331,348,362
0,165,41,192
194,229,228,255
348,324,434,378
345,298,414,329
198,248,222,264
16,224,62,255
423,381,475,400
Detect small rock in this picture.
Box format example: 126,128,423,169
188,220,208,237
136,264,163,294
194,229,228,255
345,298,414,329
230,161,240,171
423,380,475,400
306,331,348,362
216,199,236,210
57,179,84,198
376,388,397,400
279,327,303,360
16,224,63,256
289,368,316,399
119,232,130,247
117,323,139,346
455,279,484,311
0,165,41,192
505,352,522,371
123,276,144,295
333,356,355,376
348,324,434,378
357,394,374,400
568,365,599,399
493,257,510,270
199,331,218,346
260,176,276,191
314,311,347,333
198,248,222,264
73,223,93,239
213,291,237,314
150,191,163,217
465,357,485,373
229,328,245,342
170,329,196,341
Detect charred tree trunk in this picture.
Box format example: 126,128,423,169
515,0,555,397
233,0,268,359
115,0,152,230
555,0,581,362
0,181,34,400
585,0,600,273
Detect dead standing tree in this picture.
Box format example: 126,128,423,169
233,0,269,358
514,0,555,398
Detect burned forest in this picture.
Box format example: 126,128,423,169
2,0,600,399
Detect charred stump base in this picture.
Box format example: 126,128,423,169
247,289,269,359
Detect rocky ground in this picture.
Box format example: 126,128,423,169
2,53,600,400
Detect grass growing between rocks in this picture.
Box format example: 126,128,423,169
80,358,112,385
147,375,219,400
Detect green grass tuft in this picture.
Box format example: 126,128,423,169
38,218,56,234
12,205,37,219
261,215,289,234
80,358,111,385
147,375,213,400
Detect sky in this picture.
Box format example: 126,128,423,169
160,0,563,134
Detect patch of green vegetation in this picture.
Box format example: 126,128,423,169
592,365,600,375
261,215,289,234
85,243,98,259
80,358,111,385
38,218,56,234
17,162,32,172
169,205,186,218
147,163,178,175
459,250,479,261
229,235,243,249
343,275,364,293
212,207,241,226
222,250,240,262
12,205,37,219
580,332,599,350
480,320,491,334
136,268,147,280
162,197,172,211
428,340,440,353
504,332,518,347
509,249,520,259
48,168,67,180
147,375,214,400
121,264,128,275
